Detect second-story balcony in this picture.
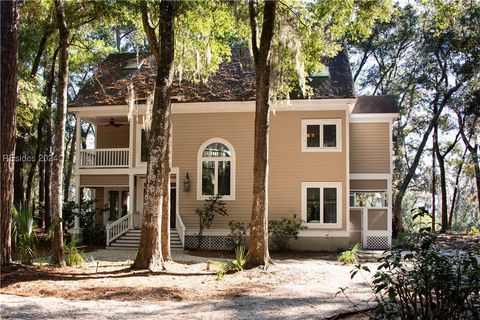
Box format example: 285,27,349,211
76,115,131,169
79,148,129,168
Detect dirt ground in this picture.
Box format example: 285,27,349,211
1,249,380,319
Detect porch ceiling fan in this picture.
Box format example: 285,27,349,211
105,118,124,127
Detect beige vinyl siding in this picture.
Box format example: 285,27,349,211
80,174,129,186
367,208,388,230
96,125,129,149
350,179,387,190
172,110,348,231
350,123,390,173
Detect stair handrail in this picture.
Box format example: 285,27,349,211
106,212,133,246
175,213,186,247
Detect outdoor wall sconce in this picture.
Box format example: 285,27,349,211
183,172,191,192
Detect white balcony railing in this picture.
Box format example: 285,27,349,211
79,148,129,168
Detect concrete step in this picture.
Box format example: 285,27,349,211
108,228,183,249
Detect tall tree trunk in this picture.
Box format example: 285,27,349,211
245,0,276,269
133,0,175,271
471,148,480,220
44,130,52,230
42,48,58,230
448,148,467,229
38,155,45,227
0,0,20,266
26,115,46,208
436,146,448,233
50,0,69,267
392,84,461,236
13,136,25,205
432,139,436,233
64,118,76,202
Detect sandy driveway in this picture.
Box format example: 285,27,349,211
1,249,378,319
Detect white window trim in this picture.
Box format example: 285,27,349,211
301,182,342,228
197,138,236,201
135,126,147,167
301,119,342,152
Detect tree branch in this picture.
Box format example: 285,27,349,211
140,0,159,62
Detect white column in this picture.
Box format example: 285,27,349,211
72,114,82,239
387,178,393,248
128,174,134,229
129,114,134,168
75,114,81,170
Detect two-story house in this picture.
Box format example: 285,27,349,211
69,49,398,251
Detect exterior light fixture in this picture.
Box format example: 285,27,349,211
184,172,191,192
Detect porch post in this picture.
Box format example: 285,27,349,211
128,174,134,229
72,114,82,241
75,114,81,170
387,178,393,248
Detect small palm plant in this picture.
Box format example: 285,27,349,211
64,238,85,267
337,243,361,265
12,202,37,264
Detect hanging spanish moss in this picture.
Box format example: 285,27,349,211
127,83,135,122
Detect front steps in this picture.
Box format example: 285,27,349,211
108,228,183,250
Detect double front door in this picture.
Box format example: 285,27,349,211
135,177,176,229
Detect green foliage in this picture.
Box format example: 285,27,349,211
194,195,228,249
62,199,105,245
12,202,37,264
468,226,480,235
64,238,85,267
228,220,249,248
268,215,306,251
210,245,246,280
354,231,480,319
337,243,360,265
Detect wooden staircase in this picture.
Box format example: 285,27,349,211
108,229,183,250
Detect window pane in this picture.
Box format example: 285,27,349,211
218,161,231,195
306,188,320,223
307,125,320,148
324,188,337,223
203,143,231,157
323,124,337,147
141,129,149,162
202,161,215,195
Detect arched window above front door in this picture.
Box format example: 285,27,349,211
197,138,235,200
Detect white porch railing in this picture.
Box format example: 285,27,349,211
106,213,133,246
79,148,129,168
176,213,186,247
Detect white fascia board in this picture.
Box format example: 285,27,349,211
70,99,357,116
350,113,399,123
350,173,391,180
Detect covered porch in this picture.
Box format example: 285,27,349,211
348,174,392,249
75,114,132,169
74,170,185,249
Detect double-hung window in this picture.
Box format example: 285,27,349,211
301,182,342,227
197,138,235,200
301,119,341,152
